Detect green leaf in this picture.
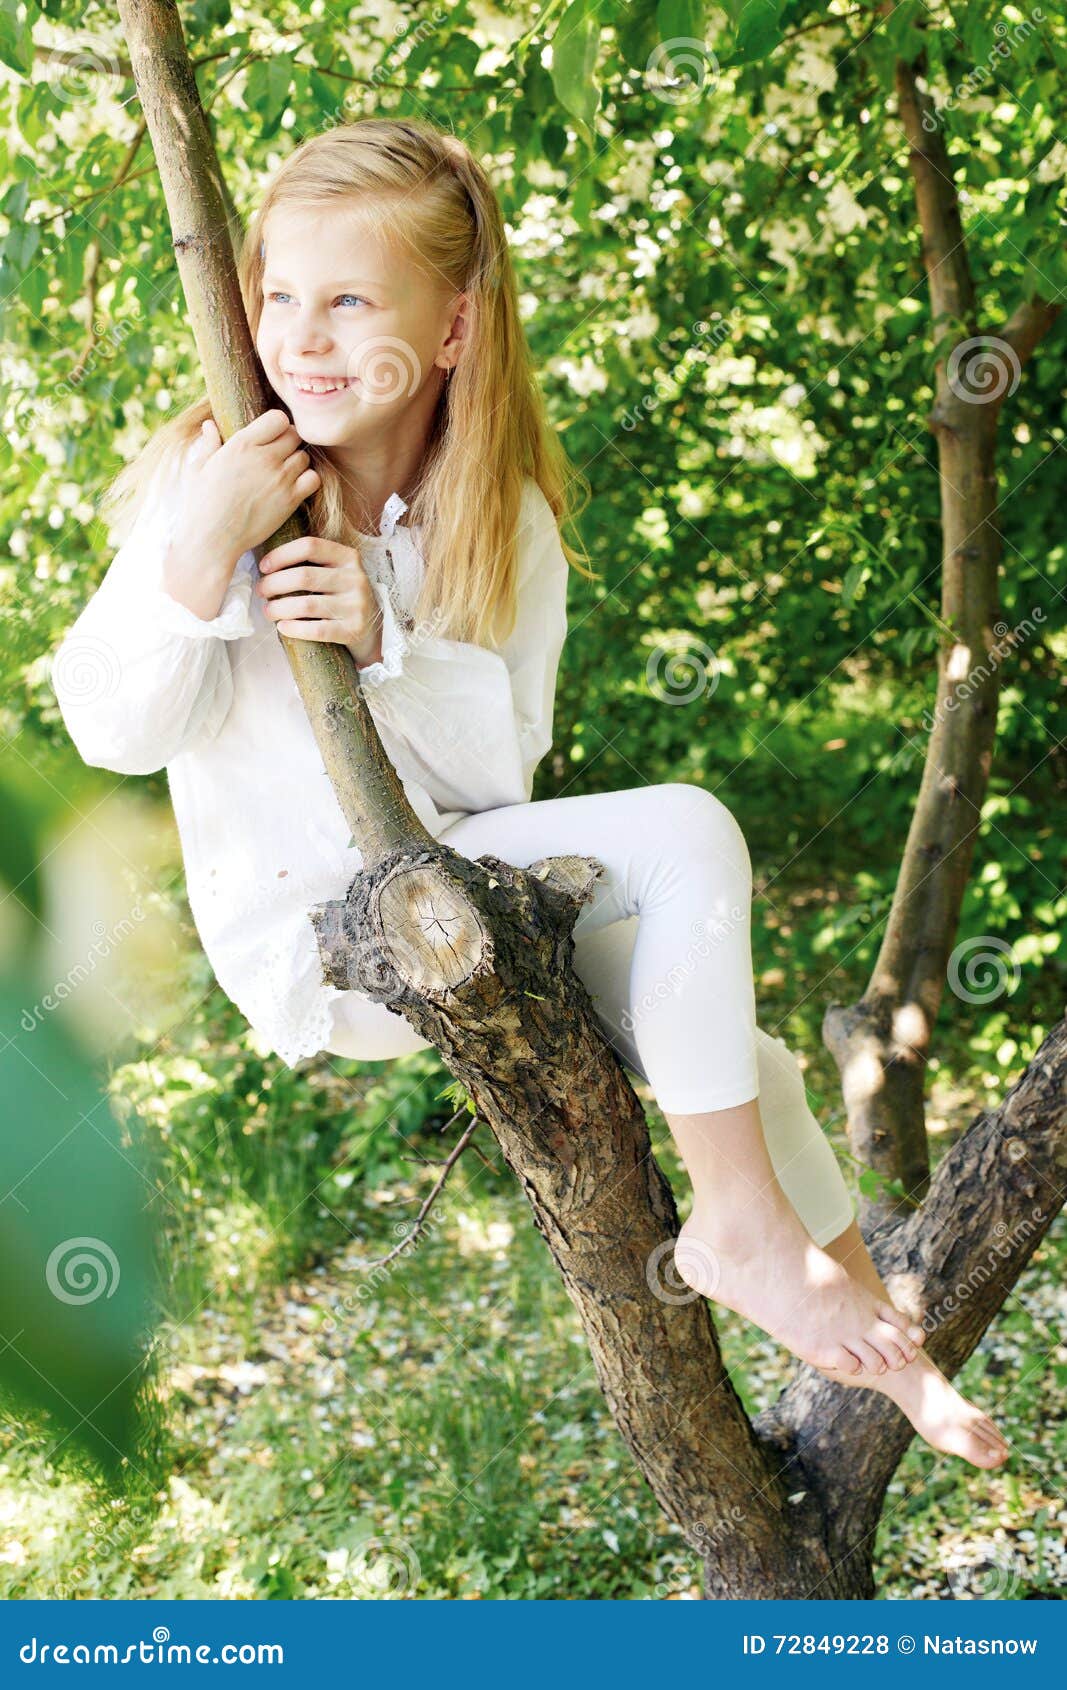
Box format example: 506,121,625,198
734,0,782,62
0,0,34,77
841,559,867,606
551,0,601,132
858,1167,885,1200
245,52,294,139
572,170,596,231
657,0,705,41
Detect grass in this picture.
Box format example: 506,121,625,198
0,797,1062,1600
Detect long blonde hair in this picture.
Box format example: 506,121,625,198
103,117,596,648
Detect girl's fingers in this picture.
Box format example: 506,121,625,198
274,618,339,641
190,419,219,461
260,534,348,571
262,593,332,620
257,567,342,598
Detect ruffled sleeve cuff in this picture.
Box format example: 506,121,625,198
355,574,410,687
152,564,257,642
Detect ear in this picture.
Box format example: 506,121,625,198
439,295,470,378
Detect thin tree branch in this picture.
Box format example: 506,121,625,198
363,1116,483,1270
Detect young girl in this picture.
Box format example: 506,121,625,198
52,118,1006,1470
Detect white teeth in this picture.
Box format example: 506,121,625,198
293,378,349,393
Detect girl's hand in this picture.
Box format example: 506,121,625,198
256,535,384,667
175,408,322,567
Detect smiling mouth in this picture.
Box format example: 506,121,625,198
288,376,355,395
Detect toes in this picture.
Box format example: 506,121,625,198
855,1339,889,1375
880,1304,927,1350
876,1300,921,1343
875,1300,909,1333
883,1333,917,1369
873,1316,920,1368
834,1346,864,1376
979,1439,1008,1467
970,1420,1009,1463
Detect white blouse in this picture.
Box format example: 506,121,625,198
50,444,571,1065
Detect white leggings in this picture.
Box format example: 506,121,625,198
324,782,855,1247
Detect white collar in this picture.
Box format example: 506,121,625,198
378,491,408,539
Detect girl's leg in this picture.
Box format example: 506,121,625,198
438,782,924,1377
582,911,1004,1462
572,917,856,1247
325,987,435,1061
818,1222,1008,1468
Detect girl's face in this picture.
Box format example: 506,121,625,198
255,202,464,444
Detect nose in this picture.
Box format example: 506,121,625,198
284,304,333,356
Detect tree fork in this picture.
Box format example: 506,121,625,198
309,838,829,1591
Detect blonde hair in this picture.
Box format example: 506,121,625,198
102,117,596,648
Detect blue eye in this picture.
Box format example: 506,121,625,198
264,291,367,307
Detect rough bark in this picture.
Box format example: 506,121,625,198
312,842,841,1594
823,44,1062,1227
756,1017,1067,1597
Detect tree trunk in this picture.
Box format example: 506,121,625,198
823,40,1061,1229
114,0,1065,1600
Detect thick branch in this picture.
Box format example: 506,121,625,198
996,293,1063,368
761,1017,1066,1592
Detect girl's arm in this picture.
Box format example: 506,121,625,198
356,480,570,815
50,444,256,776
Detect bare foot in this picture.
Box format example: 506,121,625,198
813,1345,1009,1469
673,1199,927,1376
